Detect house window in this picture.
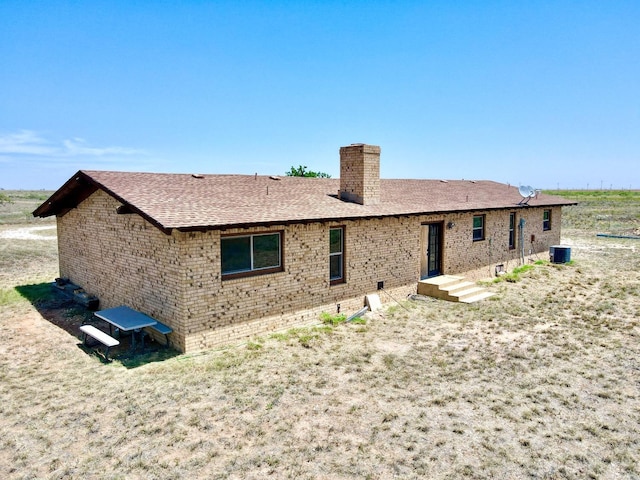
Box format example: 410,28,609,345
543,210,552,231
509,212,516,250
472,215,485,242
330,227,345,284
221,231,282,279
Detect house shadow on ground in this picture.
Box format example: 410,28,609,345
15,282,180,368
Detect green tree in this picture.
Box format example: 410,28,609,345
285,165,331,178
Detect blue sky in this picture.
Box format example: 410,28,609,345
1,1,638,190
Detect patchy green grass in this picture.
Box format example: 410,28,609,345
0,287,23,308
547,189,640,202
320,311,347,325
350,316,367,325
493,263,536,283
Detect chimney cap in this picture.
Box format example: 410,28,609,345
340,143,381,153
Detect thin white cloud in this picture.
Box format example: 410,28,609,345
62,138,145,156
0,130,55,155
0,130,146,157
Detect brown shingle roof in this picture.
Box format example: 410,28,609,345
34,170,576,233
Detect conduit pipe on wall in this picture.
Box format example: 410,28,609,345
519,217,526,265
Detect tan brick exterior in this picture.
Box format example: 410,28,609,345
339,144,381,205
431,207,563,280
57,190,562,353
56,190,189,347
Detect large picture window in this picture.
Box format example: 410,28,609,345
543,209,552,231
473,215,485,242
221,232,282,279
330,227,345,284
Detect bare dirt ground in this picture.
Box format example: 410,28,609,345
1,199,639,479
0,225,57,240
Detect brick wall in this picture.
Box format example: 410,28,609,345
178,218,418,351
339,144,381,205
57,190,562,352
435,207,562,279
56,190,188,349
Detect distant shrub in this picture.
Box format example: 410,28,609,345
0,192,12,205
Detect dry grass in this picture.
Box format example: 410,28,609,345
1,192,639,479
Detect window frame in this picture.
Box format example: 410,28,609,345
221,230,284,280
543,209,552,231
329,226,345,285
472,214,485,242
508,212,516,250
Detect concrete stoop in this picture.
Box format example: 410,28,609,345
417,275,495,303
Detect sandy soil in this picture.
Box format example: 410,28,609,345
0,225,57,240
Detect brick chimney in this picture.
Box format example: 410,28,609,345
339,144,381,205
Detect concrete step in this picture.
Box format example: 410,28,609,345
421,275,465,288
459,291,496,303
417,275,464,298
450,286,486,301
441,281,476,294
417,275,495,304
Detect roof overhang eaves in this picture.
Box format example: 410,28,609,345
141,196,575,234
137,198,578,234
173,204,551,232
33,171,98,217
115,204,174,235
32,170,175,235
174,214,394,232
91,173,177,235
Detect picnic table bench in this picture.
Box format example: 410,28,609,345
79,324,119,362
146,321,173,347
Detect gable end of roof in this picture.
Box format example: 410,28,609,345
32,171,174,234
